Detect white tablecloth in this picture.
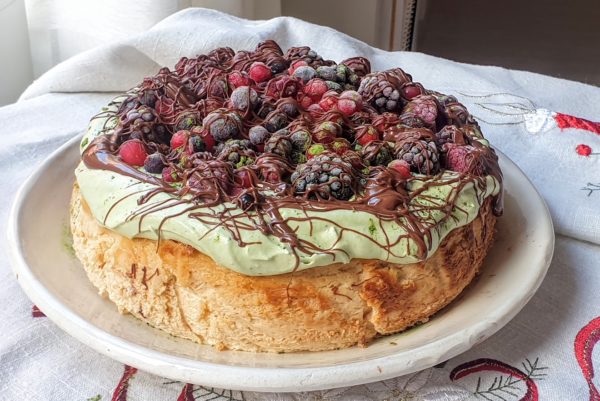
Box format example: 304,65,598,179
2,8,600,401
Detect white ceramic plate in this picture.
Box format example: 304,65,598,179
8,135,554,392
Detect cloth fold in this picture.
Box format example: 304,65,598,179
2,7,600,401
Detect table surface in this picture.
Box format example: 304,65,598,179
1,8,600,401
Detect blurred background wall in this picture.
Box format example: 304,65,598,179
1,0,598,106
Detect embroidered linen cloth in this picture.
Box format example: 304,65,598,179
2,8,600,400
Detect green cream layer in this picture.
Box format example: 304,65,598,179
75,97,500,276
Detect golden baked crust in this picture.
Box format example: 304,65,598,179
70,185,496,352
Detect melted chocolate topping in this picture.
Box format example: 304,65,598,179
83,40,503,270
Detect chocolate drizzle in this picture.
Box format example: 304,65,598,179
82,40,503,272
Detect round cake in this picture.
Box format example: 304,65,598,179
71,40,503,352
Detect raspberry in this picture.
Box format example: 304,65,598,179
355,125,379,146
304,78,329,100
291,153,355,201
264,132,293,159
171,130,189,150
313,121,341,144
292,66,317,83
445,144,485,175
119,139,147,166
229,86,258,111
228,71,251,88
387,159,412,179
337,90,362,116
234,169,254,188
401,83,424,100
361,141,393,166
299,95,314,109
318,91,339,111
249,126,271,148
249,62,272,83
307,103,325,118
395,138,440,175
306,144,326,159
162,166,179,183
203,110,242,143
403,95,439,129
143,153,165,174
330,138,351,155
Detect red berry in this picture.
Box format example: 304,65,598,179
356,125,379,146
234,170,253,188
318,91,339,111
576,144,593,156
307,103,324,119
171,130,189,150
162,166,179,182
249,62,272,83
304,78,328,100
402,84,423,100
119,139,147,166
330,138,351,155
388,159,412,179
337,99,358,116
288,60,308,75
228,71,251,88
299,94,314,109
197,128,215,151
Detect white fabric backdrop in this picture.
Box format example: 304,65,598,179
2,8,600,400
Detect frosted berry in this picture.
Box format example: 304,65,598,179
249,62,272,83
306,144,326,159
395,139,440,175
143,153,165,174
249,126,271,147
188,136,206,153
290,129,312,151
264,132,293,159
436,125,466,147
291,153,355,201
355,125,380,146
330,138,351,155
337,90,362,116
171,130,189,150
318,91,339,111
288,60,308,75
388,159,412,179
229,86,258,111
292,66,317,83
362,141,393,166
264,112,288,133
217,139,255,168
358,69,410,112
313,121,341,144
325,81,343,92
228,71,252,88
203,110,242,143
445,144,485,175
162,166,179,182
403,95,439,128
119,139,147,166
316,66,337,81
304,78,329,100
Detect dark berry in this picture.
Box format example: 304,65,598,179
292,66,317,83
290,129,312,151
249,126,271,147
395,139,440,175
189,136,206,153
264,132,293,159
237,193,256,210
203,110,242,142
316,66,337,81
291,154,355,200
361,141,393,166
229,86,258,111
144,153,165,174
264,112,288,133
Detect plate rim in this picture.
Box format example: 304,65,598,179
7,134,555,392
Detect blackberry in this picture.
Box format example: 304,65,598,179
189,136,207,153
292,66,317,83
316,66,337,82
361,141,393,166
436,125,466,147
279,101,299,118
143,153,165,174
285,46,330,69
358,68,411,112
216,139,255,168
289,129,312,151
264,131,292,159
291,154,355,200
264,111,289,133
394,139,440,175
